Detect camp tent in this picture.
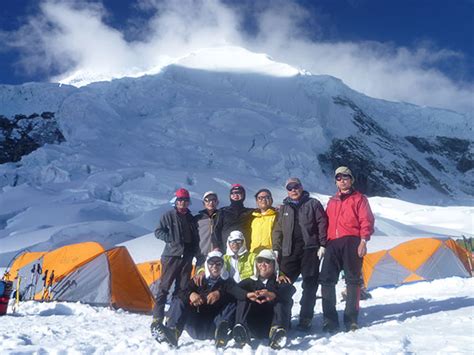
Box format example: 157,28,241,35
51,246,154,313
362,237,472,290
4,242,105,300
136,260,161,295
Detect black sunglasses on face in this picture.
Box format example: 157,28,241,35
257,195,271,201
231,191,243,195
204,197,217,203
256,257,273,264
335,174,352,181
286,183,301,191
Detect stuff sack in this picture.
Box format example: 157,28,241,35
0,281,13,316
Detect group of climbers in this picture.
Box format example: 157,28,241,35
151,166,375,349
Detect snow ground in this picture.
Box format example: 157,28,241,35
1,277,472,354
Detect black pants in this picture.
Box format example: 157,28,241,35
152,254,194,320
319,237,363,327
166,297,236,340
280,247,320,320
235,297,293,339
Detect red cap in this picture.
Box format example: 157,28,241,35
175,188,190,199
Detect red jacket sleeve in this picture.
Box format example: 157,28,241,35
358,196,375,240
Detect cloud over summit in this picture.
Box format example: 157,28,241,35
5,0,474,114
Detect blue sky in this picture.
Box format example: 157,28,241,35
0,0,473,112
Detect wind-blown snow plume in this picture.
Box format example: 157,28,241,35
3,0,474,113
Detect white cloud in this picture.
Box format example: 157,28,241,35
5,0,474,114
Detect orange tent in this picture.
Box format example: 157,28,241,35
363,237,472,290
136,260,161,295
51,246,154,313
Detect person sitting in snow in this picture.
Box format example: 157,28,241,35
232,249,296,350
151,188,199,334
154,251,248,348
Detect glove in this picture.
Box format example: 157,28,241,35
317,246,326,260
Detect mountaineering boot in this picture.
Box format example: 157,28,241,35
215,320,232,348
269,326,287,350
345,322,359,332
161,326,180,347
322,319,339,334
150,319,166,343
296,317,312,331
232,323,250,348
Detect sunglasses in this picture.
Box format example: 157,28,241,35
207,260,223,267
286,183,301,191
176,197,190,202
231,191,243,195
335,174,352,182
257,195,271,201
229,240,243,244
204,197,217,203
256,257,273,264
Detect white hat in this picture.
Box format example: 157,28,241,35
202,191,218,200
228,230,245,242
256,249,277,262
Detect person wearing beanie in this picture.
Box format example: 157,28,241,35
194,191,221,268
272,177,328,331
213,184,253,252
156,251,249,348
232,249,296,350
249,189,278,253
151,188,200,340
319,166,375,333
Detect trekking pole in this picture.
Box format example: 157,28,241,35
12,277,21,313
41,270,49,300
46,270,55,300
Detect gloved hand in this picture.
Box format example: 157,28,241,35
317,246,326,260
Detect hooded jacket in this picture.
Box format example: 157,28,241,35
326,190,374,241
213,200,253,251
249,208,277,253
272,191,328,257
224,236,256,282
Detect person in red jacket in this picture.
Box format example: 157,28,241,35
319,166,375,333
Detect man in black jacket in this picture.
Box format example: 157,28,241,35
151,188,199,333
213,184,253,252
155,251,248,348
272,177,328,331
233,249,296,350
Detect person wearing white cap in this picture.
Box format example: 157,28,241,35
232,249,296,350
155,250,248,348
194,191,220,268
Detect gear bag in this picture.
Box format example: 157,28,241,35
0,280,13,316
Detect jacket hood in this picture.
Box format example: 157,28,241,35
251,249,279,280
204,250,229,280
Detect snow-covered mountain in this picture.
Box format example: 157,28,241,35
0,46,472,264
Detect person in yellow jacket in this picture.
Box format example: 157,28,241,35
249,189,278,253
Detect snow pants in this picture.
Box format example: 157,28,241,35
235,297,293,339
153,253,194,320
319,236,363,327
280,247,320,321
166,297,236,340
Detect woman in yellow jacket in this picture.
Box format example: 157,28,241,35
249,189,278,253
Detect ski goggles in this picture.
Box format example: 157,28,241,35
286,183,301,191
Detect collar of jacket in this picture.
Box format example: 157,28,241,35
198,209,217,218
252,208,277,217
335,188,355,201
283,190,310,206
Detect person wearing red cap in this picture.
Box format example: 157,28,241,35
151,188,200,340
213,184,253,252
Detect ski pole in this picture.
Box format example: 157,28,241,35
13,277,21,313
